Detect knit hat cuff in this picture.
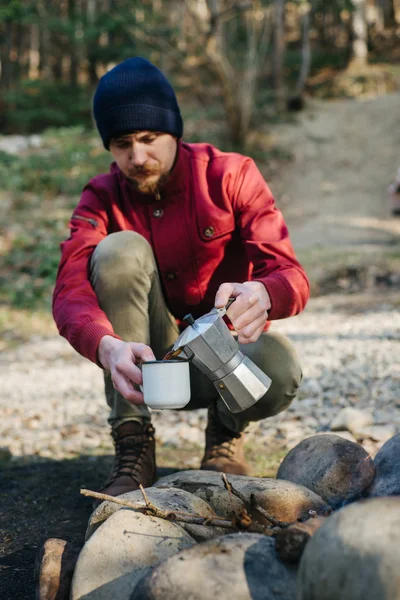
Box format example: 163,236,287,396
97,104,183,149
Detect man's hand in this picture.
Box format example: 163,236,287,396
215,281,271,344
98,335,155,404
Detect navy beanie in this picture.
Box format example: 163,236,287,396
93,57,183,150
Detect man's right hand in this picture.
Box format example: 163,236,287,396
98,335,156,404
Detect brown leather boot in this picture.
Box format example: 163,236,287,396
200,404,250,476
99,421,156,498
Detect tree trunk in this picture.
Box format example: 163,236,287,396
37,0,52,79
272,0,285,112
295,4,311,98
13,22,23,81
39,27,52,79
86,0,98,85
29,24,40,79
377,0,396,28
0,22,13,90
350,0,368,67
205,0,250,147
68,0,78,87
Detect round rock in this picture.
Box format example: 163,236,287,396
154,470,330,523
366,433,400,498
86,486,220,542
131,533,297,600
277,434,375,508
297,497,400,600
154,470,244,515
330,407,373,435
71,509,196,600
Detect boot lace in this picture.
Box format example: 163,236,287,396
104,424,155,487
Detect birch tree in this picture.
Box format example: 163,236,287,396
184,0,273,147
350,0,368,66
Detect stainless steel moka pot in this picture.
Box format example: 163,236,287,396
170,299,272,413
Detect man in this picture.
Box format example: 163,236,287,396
52,56,310,499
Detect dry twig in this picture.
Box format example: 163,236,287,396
80,488,267,533
221,474,291,528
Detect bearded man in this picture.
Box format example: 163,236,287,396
53,56,309,498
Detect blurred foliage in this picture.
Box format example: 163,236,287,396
4,81,92,132
0,126,110,196
0,126,110,310
1,228,63,309
0,0,399,321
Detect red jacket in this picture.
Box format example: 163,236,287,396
53,141,309,364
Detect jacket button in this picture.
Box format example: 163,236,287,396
203,226,215,238
166,272,177,280
153,208,163,218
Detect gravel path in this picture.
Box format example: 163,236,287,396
2,292,399,464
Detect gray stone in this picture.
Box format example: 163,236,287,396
131,533,297,600
70,509,196,600
297,497,400,600
154,470,330,524
330,407,373,435
366,433,400,497
319,430,357,443
355,425,396,443
277,434,375,508
86,486,222,543
154,470,244,516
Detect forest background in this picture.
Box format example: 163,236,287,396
0,0,400,343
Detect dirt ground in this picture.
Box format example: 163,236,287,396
0,457,179,600
270,92,400,251
1,92,400,600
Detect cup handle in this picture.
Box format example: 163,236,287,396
137,362,144,393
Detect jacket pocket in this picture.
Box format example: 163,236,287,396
196,211,235,242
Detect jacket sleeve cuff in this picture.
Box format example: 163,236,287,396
73,320,122,366
255,274,296,320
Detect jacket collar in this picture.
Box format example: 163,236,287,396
111,140,189,202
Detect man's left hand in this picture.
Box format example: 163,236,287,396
215,281,271,344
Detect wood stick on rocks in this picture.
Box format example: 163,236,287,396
221,474,292,528
80,488,268,534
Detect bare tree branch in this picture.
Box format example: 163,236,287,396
80,488,268,533
221,475,293,528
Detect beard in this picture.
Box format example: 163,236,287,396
127,164,170,196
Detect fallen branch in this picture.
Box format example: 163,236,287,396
249,493,293,528
80,488,267,533
221,474,292,528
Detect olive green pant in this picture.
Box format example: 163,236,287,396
90,231,302,433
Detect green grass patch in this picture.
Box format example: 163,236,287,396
0,126,113,314
155,441,286,478
0,126,110,197
0,306,56,351
0,200,71,310
245,442,287,478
